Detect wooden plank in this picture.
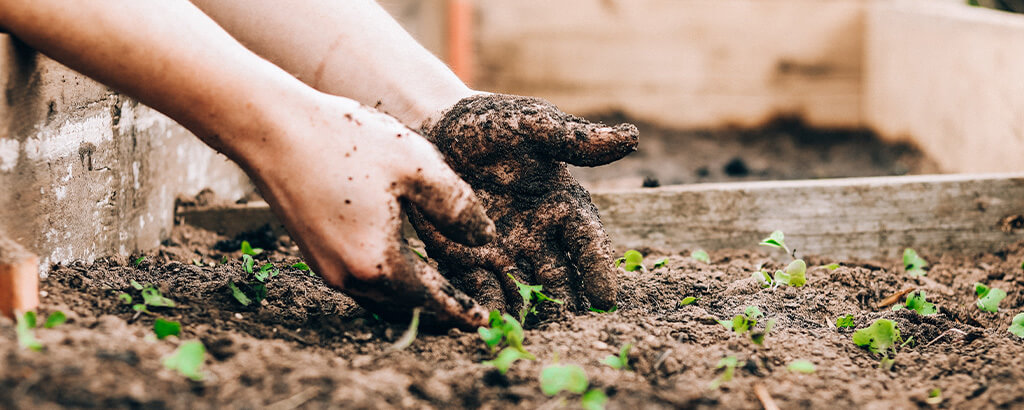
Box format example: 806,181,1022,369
179,174,1024,260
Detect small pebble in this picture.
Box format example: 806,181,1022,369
39,290,48,297
592,341,609,351
234,313,243,320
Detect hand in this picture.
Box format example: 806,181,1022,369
408,93,638,318
242,93,497,329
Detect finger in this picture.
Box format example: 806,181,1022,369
560,204,618,311
401,153,495,247
546,120,639,167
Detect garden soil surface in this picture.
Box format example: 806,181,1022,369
3,225,1024,409
571,115,940,190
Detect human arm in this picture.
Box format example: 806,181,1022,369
0,0,496,327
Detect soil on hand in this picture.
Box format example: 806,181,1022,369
3,226,1023,409
571,115,941,190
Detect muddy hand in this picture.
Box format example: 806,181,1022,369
247,94,495,329
409,93,638,317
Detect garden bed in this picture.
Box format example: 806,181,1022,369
3,225,1024,409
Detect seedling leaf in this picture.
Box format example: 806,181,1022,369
744,306,763,320
15,311,42,351
775,259,807,287
852,319,900,357
43,311,67,328
903,248,927,277
118,293,133,304
1008,313,1024,338
903,291,937,315
291,262,310,271
482,347,533,374
588,306,618,313
240,240,263,256
229,281,251,306
976,283,1006,313
618,250,645,272
130,280,144,290
389,307,421,351
788,359,816,374
134,257,146,267
836,314,855,328
581,389,608,410
653,257,669,269
601,343,632,370
691,250,710,263
679,296,698,306
154,318,181,339
507,273,563,321
242,254,254,274
759,230,789,254
709,356,742,390
823,263,841,271
752,270,772,288
540,364,589,396
163,341,206,381
141,287,176,308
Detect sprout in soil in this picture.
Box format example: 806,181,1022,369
154,318,182,340
975,282,1006,313
133,256,146,267
588,306,618,314
903,248,928,277
679,296,699,307
601,343,632,371
291,261,315,276
508,273,564,322
124,280,176,314
652,257,669,270
759,230,793,258
836,314,855,328
230,257,280,306
788,359,816,374
539,363,607,410
891,291,937,315
240,240,263,256
822,263,841,271
690,249,710,263
852,319,908,369
163,340,206,381
478,310,534,373
615,250,645,272
753,259,807,288
15,310,66,351
926,388,943,405
389,307,421,351
708,356,743,390
1008,313,1024,338
719,306,775,345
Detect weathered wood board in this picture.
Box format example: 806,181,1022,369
179,174,1024,261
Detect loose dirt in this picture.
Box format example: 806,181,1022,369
571,115,941,190
3,225,1023,409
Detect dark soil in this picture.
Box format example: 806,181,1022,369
3,226,1024,409
571,115,941,190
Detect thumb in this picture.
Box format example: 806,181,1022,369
547,120,639,167
401,153,495,247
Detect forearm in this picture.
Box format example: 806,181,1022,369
0,0,313,164
189,0,475,129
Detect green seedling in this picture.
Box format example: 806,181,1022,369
539,363,607,410
788,359,816,374
708,356,743,390
478,310,530,356
975,282,1006,313
719,306,774,344
508,273,563,321
228,282,252,306
903,248,928,277
601,343,632,370
588,306,618,314
124,280,176,313
231,257,280,306
891,291,937,315
752,269,773,288
773,259,807,287
118,293,133,304
653,258,669,269
240,240,263,256
390,308,421,351
853,319,904,368
254,263,280,282
926,388,943,405
16,310,67,351
482,347,534,374
750,320,775,345
759,230,792,257
823,263,841,271
291,262,316,276
133,256,146,267
154,318,181,339
679,296,698,306
691,250,710,263
163,340,206,381
615,249,645,272
836,314,855,328
1009,313,1024,338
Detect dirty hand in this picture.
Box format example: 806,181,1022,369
245,93,497,329
408,93,638,317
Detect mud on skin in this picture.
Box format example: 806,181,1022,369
409,93,638,318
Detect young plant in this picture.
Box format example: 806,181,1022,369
154,318,182,340
601,343,632,370
240,240,263,256
679,296,698,307
122,280,176,313
652,258,669,269
389,307,421,351
772,259,807,287
852,319,905,369
133,256,146,267
759,230,792,257
690,250,710,263
230,257,279,306
788,359,816,374
163,340,206,381
708,356,743,390
588,306,618,314
822,263,841,271
539,363,607,410
975,282,1006,313
291,261,315,276
615,250,645,272
478,310,533,365
891,291,937,315
1008,312,1024,338
836,314,855,328
903,248,927,277
15,310,67,351
508,273,563,321
719,306,775,345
